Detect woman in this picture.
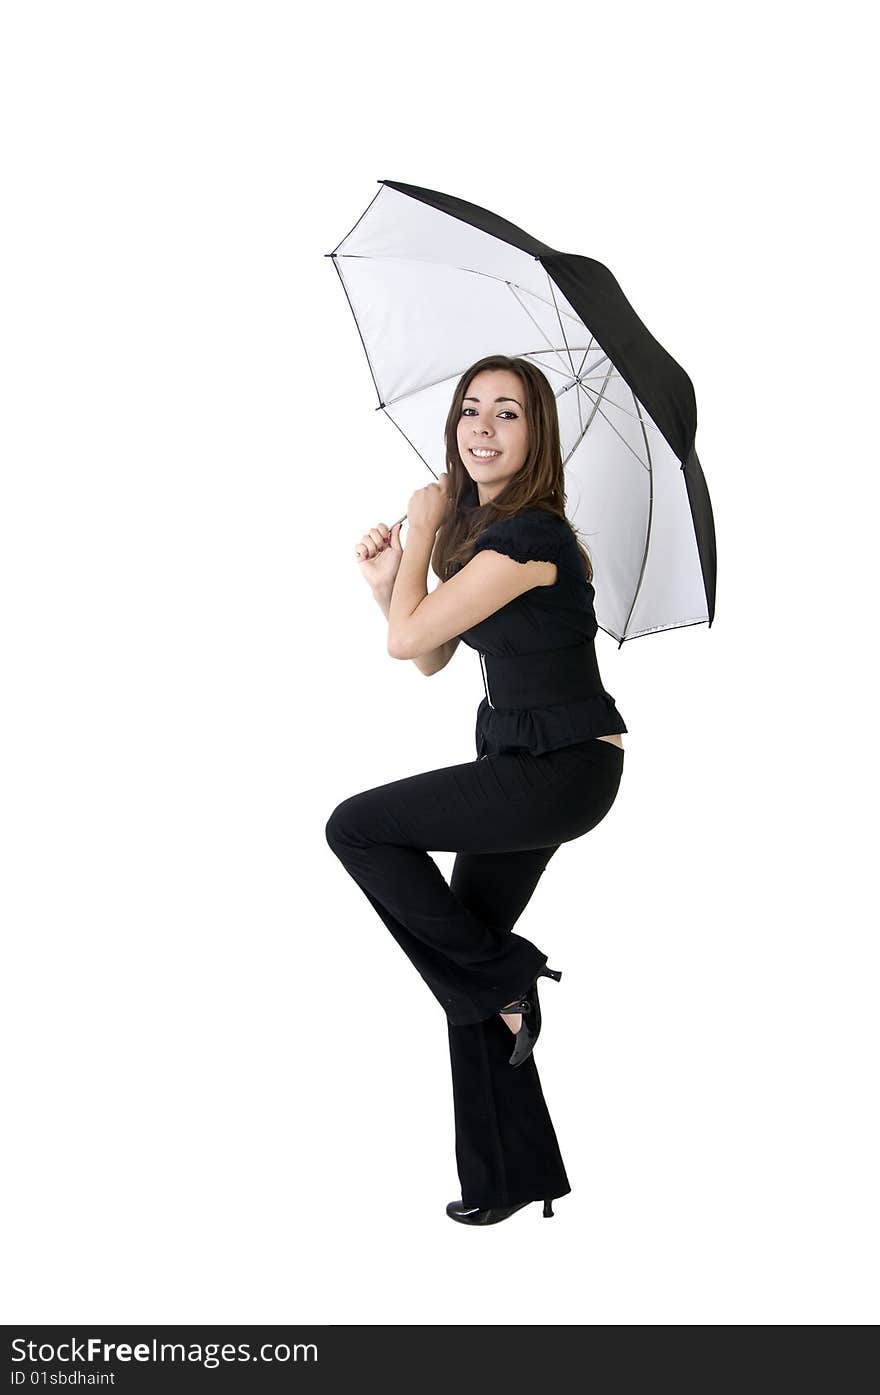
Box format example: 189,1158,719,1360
325,354,627,1226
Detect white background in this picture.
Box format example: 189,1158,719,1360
2,0,876,1326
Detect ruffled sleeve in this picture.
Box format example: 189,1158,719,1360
470,510,568,566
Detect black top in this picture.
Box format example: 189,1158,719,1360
452,508,628,757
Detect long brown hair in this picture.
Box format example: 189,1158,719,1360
431,354,593,583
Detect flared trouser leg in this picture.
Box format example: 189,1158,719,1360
446,846,571,1209
447,1016,571,1209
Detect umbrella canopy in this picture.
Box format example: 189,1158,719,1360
328,179,716,645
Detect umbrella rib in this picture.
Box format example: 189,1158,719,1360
382,349,589,410
334,252,586,326
331,256,384,408
575,377,663,431
525,353,612,384
561,363,615,463
575,380,652,470
546,271,577,379
576,338,596,378
383,367,486,408
381,347,618,411
523,348,612,445
329,186,386,258
524,350,608,369
380,409,441,482
505,284,572,376
526,344,609,368
617,394,655,644
545,269,581,431
561,397,600,466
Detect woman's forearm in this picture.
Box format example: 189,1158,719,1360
388,526,433,637
372,584,447,675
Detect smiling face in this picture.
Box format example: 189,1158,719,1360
456,368,529,505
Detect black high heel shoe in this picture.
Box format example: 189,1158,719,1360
446,1196,557,1225
501,965,562,1068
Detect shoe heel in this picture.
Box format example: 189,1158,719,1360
539,966,562,982
500,997,531,1013
543,1198,554,1217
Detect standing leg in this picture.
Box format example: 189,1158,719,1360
447,847,571,1209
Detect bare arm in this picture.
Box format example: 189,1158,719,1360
353,519,458,676
387,526,556,661
354,511,554,670
372,584,459,675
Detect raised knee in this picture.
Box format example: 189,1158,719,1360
325,797,362,852
325,805,345,850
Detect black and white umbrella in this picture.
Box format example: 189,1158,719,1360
327,179,716,644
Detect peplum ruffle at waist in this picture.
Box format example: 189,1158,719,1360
475,691,628,758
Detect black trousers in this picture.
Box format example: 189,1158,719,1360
324,736,624,1210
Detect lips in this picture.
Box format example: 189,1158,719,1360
469,447,501,459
